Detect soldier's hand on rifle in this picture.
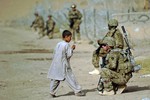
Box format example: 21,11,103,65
30,21,35,28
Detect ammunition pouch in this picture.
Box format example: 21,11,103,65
47,30,52,35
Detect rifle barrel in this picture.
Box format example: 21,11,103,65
121,26,126,33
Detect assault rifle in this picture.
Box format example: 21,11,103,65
30,21,35,28
121,26,141,72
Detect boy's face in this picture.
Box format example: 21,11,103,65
64,35,72,42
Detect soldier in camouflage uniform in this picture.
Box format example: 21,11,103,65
104,19,124,49
68,4,82,43
45,15,55,39
89,19,124,75
97,37,133,95
144,0,150,10
30,12,45,38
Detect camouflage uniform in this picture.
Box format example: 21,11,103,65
99,50,133,94
92,19,124,69
45,15,55,39
104,29,124,49
31,13,45,37
68,4,82,42
97,37,133,95
144,0,150,10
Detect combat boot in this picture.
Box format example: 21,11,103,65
89,68,100,75
116,85,126,94
48,36,53,39
100,90,115,96
98,91,103,95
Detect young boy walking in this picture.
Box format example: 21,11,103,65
47,30,85,97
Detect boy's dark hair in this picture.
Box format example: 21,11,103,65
62,30,72,38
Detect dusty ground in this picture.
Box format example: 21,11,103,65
0,0,150,100
0,26,150,100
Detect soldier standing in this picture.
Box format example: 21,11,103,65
144,0,150,11
68,4,82,43
45,15,55,39
89,19,124,75
97,37,133,95
30,12,45,38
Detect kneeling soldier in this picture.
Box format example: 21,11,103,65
98,37,133,95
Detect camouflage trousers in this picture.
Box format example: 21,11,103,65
33,25,38,31
46,29,54,39
99,68,131,92
71,20,81,41
33,25,45,36
38,27,45,36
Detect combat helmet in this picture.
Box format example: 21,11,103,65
102,37,116,47
48,14,52,17
34,12,39,16
71,4,76,8
108,19,118,27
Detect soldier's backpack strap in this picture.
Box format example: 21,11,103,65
111,29,117,37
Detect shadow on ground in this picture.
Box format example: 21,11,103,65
55,85,150,97
124,85,150,93
56,88,97,97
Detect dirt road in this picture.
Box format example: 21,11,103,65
0,27,150,100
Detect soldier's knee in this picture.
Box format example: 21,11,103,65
101,68,110,76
